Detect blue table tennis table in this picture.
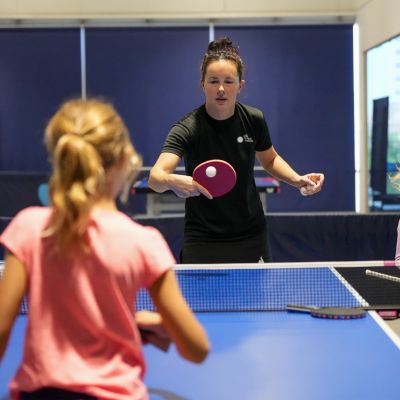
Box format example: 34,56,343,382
133,176,280,216
2,261,400,400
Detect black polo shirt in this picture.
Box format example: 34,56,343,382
162,102,272,241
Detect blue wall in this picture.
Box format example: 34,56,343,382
216,26,355,211
0,25,354,213
0,29,81,171
2,213,398,262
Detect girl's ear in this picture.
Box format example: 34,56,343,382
239,79,246,92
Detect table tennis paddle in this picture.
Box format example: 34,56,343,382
288,303,400,321
287,304,366,319
139,328,171,352
193,159,236,198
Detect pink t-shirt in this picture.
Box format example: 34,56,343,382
0,207,175,400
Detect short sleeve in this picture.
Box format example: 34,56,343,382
161,124,191,158
0,208,36,265
139,227,176,288
254,111,272,152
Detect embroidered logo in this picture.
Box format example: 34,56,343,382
243,134,254,143
237,134,253,143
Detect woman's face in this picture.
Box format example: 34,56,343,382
202,59,244,120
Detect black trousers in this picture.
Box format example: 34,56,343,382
20,388,97,400
181,229,271,264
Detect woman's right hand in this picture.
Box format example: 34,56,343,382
167,174,212,200
149,153,212,199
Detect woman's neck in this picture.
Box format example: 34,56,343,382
205,104,235,121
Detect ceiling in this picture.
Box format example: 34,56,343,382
0,0,374,26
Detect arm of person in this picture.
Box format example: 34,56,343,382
148,269,210,363
256,146,324,196
0,251,27,361
135,310,169,339
149,152,212,199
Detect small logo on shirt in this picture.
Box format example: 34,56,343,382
237,134,253,144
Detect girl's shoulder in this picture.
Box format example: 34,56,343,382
11,206,51,225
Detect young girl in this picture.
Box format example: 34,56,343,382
0,98,209,400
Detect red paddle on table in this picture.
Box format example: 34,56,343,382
193,159,237,198
287,304,366,320
287,303,400,320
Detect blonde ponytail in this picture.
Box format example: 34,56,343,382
43,98,142,251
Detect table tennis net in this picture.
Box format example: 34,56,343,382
136,265,369,312
4,261,396,314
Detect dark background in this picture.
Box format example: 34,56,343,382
0,25,354,214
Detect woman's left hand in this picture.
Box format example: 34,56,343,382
298,173,324,196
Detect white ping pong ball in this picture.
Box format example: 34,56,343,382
206,166,217,178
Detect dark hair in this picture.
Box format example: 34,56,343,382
200,37,245,82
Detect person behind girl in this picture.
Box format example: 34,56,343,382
149,37,324,263
391,169,400,261
0,98,209,400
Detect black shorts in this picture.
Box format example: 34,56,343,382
20,388,97,400
181,229,271,264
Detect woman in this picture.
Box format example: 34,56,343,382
149,37,324,263
0,98,209,400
